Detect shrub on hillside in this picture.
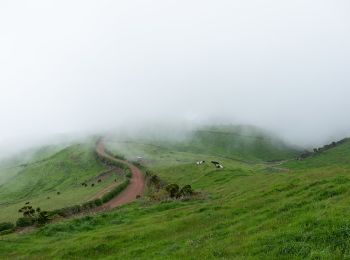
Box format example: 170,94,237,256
101,179,130,203
0,222,14,232
16,217,34,227
179,185,194,197
125,169,132,179
0,229,14,235
146,173,165,190
17,205,50,226
150,189,170,201
165,184,180,198
52,205,82,217
36,210,50,225
93,198,103,206
82,201,96,210
164,184,194,198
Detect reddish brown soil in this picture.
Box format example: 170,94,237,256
94,140,145,211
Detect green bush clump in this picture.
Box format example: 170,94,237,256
165,184,194,199
16,217,34,227
52,204,82,217
0,222,15,232
165,184,180,198
16,205,50,227
125,169,132,179
82,201,96,210
0,229,14,235
146,171,166,190
102,179,130,203
179,185,194,197
93,198,103,206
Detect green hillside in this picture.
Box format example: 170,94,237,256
284,138,350,170
0,145,67,186
1,132,350,259
114,125,301,162
0,142,124,222
186,125,300,161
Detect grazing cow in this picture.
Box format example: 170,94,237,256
196,160,205,165
211,161,223,169
25,202,30,205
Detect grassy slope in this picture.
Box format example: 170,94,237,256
0,143,124,222
0,145,67,185
186,125,301,161
2,133,350,258
120,125,301,162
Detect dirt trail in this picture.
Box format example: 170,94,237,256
94,140,145,211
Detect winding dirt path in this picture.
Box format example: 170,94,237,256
94,140,145,211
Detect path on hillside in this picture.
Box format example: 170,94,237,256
95,140,145,211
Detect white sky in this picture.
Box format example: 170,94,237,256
0,0,350,152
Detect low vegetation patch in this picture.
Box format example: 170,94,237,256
15,203,50,229
144,170,198,202
0,222,14,233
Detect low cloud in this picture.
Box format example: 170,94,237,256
0,0,349,156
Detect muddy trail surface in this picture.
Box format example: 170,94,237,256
94,140,145,211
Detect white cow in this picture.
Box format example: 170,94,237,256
196,160,205,165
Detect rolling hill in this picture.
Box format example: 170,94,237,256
110,125,301,163
0,142,125,222
1,127,350,259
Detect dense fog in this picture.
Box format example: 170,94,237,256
1,1,350,157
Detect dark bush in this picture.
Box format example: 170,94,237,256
18,205,35,218
53,204,82,217
126,171,132,179
37,211,50,225
0,222,14,232
0,229,14,235
93,198,103,206
179,185,194,197
149,174,162,189
82,201,96,210
16,217,34,227
165,184,180,198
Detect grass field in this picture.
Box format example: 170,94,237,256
0,142,125,222
1,126,350,259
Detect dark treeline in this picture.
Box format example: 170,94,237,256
298,138,349,160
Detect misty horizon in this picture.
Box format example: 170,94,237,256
1,1,350,156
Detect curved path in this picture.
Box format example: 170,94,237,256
95,139,145,211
